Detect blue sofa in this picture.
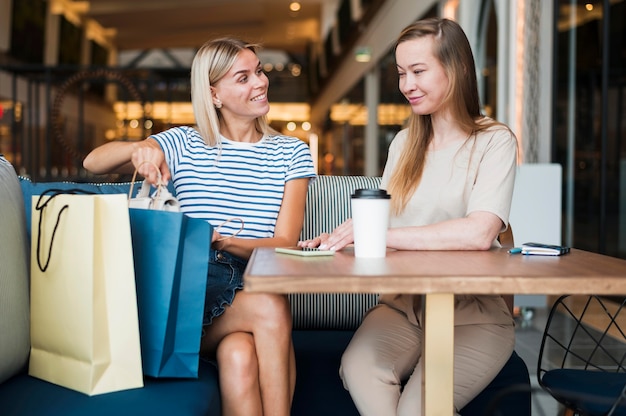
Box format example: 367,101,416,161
0,157,530,415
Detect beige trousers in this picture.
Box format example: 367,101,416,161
339,304,515,416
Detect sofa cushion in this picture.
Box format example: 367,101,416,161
299,175,383,242
0,359,220,415
292,330,359,416
0,157,30,384
290,175,382,330
460,350,531,415
291,331,531,416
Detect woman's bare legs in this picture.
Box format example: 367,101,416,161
202,291,296,416
216,332,262,415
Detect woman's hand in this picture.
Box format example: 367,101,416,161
130,141,171,186
211,229,227,251
298,219,355,251
298,233,329,249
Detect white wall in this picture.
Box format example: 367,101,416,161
509,163,563,308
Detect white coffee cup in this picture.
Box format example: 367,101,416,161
351,188,391,258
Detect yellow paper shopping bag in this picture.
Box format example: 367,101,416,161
29,191,143,396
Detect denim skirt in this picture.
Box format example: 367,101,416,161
202,249,247,326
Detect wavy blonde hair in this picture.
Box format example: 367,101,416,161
191,37,269,147
387,18,508,214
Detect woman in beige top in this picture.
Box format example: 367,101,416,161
300,18,518,415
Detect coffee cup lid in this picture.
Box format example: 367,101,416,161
351,188,391,199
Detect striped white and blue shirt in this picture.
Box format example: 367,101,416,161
151,126,316,239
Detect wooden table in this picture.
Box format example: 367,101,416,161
244,247,626,415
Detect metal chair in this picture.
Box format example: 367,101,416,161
537,295,626,415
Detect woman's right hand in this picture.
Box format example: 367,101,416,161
298,218,355,251
130,140,171,186
298,233,330,249
83,137,170,183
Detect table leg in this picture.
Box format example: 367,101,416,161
423,293,455,415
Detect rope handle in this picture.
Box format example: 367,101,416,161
127,160,165,201
215,217,245,241
35,188,94,272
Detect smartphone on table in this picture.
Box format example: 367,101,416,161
275,247,335,256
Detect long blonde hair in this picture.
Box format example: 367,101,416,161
387,18,506,214
190,38,269,146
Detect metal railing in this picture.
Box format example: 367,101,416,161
0,65,190,182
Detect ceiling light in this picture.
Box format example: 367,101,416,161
290,64,302,77
289,2,301,13
354,46,371,63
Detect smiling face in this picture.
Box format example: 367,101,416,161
396,36,450,117
211,48,270,122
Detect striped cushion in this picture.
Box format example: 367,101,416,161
290,175,382,330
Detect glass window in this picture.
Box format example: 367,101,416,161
554,0,626,258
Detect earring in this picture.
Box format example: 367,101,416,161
214,100,222,109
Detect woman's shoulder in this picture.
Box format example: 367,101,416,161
470,121,517,161
393,128,410,139
152,125,202,140
475,119,516,143
388,128,410,151
476,117,513,134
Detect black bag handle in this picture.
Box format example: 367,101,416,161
35,189,95,272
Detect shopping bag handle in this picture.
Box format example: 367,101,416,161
127,161,243,240
128,161,180,212
215,217,245,242
128,161,165,201
35,188,95,272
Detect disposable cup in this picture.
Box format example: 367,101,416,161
351,188,391,258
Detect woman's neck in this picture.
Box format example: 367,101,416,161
219,120,262,143
429,112,469,151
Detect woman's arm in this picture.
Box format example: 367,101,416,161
83,138,170,185
305,210,502,252
212,177,310,259
83,140,140,173
385,211,503,251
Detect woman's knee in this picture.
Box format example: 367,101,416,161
340,338,377,389
254,293,292,331
217,332,258,380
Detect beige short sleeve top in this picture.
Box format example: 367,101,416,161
378,124,518,326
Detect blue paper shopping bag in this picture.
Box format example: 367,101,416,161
129,206,211,378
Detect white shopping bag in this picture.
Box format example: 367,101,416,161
29,191,143,396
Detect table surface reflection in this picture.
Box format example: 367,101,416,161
244,247,626,295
